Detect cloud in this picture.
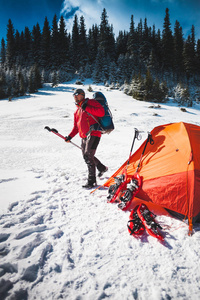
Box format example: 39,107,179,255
62,6,79,19
60,0,106,32
60,0,200,39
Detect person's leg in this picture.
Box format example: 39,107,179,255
82,136,99,187
93,141,108,177
82,136,107,187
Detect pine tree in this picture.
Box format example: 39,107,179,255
147,49,159,74
41,17,51,69
51,14,59,68
14,30,21,64
32,23,42,65
173,83,191,105
182,86,192,107
154,29,162,70
28,68,35,93
125,53,136,81
92,48,107,83
152,78,168,102
160,81,168,99
99,8,115,59
28,64,42,93
116,30,128,57
131,73,145,100
116,54,126,84
88,25,99,63
140,18,152,64
72,14,80,69
0,69,7,99
10,67,19,97
183,33,196,81
137,19,143,43
143,18,149,41
196,39,200,77
0,38,6,65
109,61,117,85
194,88,200,103
33,64,42,89
18,70,26,96
174,20,184,78
19,31,25,65
162,8,174,71
152,78,161,101
24,26,33,65
6,19,16,67
79,16,88,67
51,70,59,87
191,25,197,75
99,8,109,51
58,16,70,68
127,15,137,55
144,68,154,101
108,24,116,59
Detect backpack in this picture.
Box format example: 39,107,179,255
90,92,114,134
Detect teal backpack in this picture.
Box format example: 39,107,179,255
90,92,114,134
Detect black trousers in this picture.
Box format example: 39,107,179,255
81,135,106,180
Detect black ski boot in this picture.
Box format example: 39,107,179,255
98,166,108,178
82,177,97,189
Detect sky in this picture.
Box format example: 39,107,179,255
0,0,200,42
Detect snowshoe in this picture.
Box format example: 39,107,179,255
107,172,127,203
127,205,145,236
137,203,164,241
118,173,142,211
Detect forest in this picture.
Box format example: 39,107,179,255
0,8,200,105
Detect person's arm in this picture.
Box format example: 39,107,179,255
67,112,79,139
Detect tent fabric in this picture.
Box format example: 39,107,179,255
104,122,200,222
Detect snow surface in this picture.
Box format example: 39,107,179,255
0,80,200,300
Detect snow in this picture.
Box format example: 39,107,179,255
0,80,200,300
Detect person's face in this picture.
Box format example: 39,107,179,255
74,93,85,104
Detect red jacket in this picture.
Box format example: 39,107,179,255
69,98,105,139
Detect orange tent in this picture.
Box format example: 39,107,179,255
104,122,200,232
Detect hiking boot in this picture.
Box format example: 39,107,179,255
98,166,108,178
82,178,97,189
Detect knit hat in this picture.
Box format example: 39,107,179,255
73,89,85,97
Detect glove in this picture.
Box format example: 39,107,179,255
81,101,88,110
65,136,72,142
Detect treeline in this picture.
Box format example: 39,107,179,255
0,8,200,103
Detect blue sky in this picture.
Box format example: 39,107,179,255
0,0,200,41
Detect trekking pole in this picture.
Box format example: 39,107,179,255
44,126,82,150
136,132,154,172
126,128,141,168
